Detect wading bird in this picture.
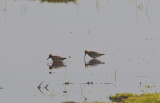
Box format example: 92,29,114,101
84,50,105,59
47,54,66,63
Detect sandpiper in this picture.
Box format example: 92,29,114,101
84,50,105,59
47,54,67,63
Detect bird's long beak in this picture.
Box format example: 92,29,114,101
84,53,86,58
84,53,87,67
47,57,49,60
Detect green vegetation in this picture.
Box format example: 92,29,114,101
63,102,76,103
63,101,105,103
41,0,76,3
110,93,160,103
110,93,135,102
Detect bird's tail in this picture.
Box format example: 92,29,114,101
62,58,67,60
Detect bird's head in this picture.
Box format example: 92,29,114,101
47,54,53,60
85,50,89,56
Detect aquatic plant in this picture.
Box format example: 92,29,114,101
63,101,105,103
110,93,160,103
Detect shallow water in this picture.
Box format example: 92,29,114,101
0,0,160,103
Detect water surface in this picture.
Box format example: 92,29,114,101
0,0,160,103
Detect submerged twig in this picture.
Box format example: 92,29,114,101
37,81,44,94
44,84,49,91
64,82,72,85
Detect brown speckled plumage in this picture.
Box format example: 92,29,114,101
47,54,66,63
85,50,104,59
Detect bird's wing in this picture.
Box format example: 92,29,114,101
55,56,61,58
90,51,99,55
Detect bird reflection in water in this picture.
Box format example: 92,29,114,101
47,62,66,70
85,59,105,67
